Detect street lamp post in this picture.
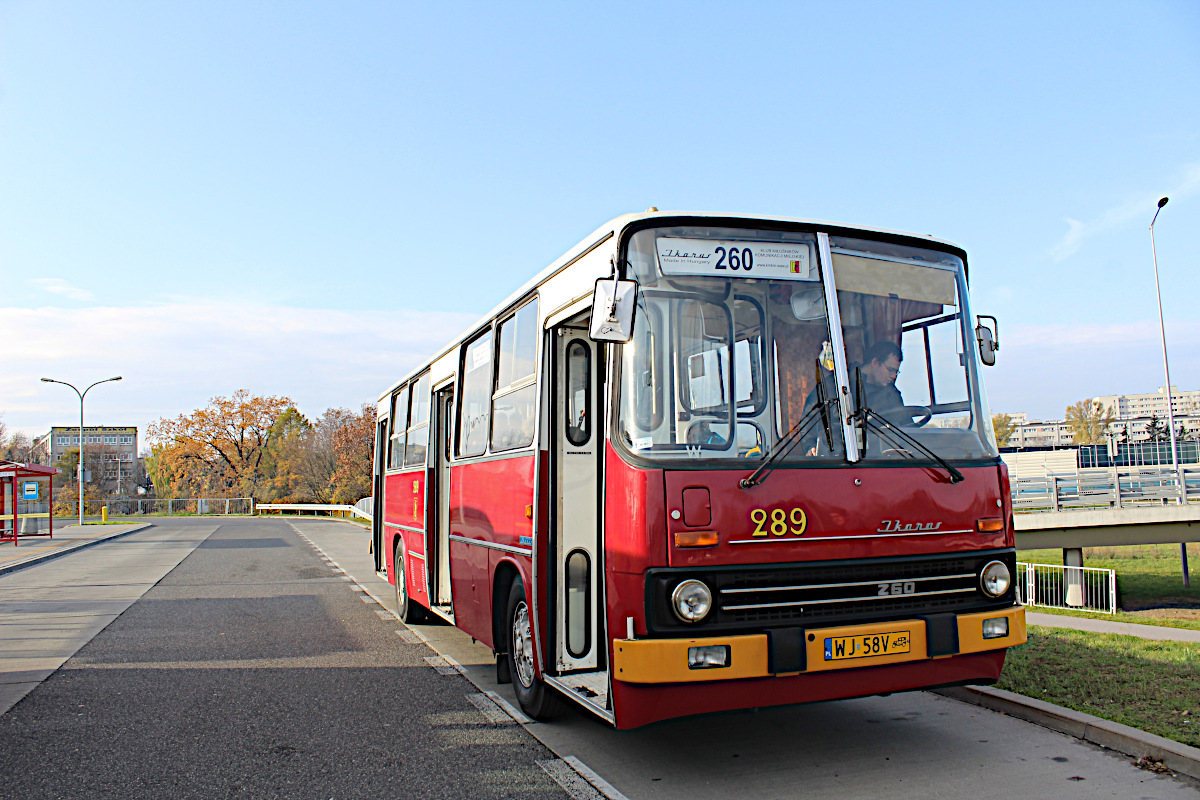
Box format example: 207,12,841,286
40,376,122,528
1149,196,1190,588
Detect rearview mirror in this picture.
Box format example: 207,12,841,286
589,278,638,342
975,315,999,366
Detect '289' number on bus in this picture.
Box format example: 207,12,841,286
714,247,753,271
750,507,807,537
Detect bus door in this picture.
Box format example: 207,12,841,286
429,386,455,614
373,418,388,574
552,327,601,672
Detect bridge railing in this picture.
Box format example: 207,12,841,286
1016,562,1117,614
1012,465,1200,512
256,502,372,522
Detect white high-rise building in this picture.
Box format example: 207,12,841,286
1094,387,1200,420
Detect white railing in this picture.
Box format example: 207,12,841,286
256,502,372,522
104,497,254,516
1016,561,1117,614
1011,465,1200,511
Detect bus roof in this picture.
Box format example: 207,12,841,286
377,210,966,403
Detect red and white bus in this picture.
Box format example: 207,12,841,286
372,211,1025,729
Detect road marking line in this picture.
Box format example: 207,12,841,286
395,629,422,644
484,690,532,725
538,760,603,800
561,757,631,800
375,609,393,620
466,692,514,724
424,656,459,676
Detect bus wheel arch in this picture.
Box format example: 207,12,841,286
393,534,426,624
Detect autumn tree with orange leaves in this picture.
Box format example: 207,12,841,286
148,390,294,497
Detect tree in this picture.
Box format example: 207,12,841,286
1145,414,1166,442
0,431,34,463
148,390,294,497
991,413,1016,447
1064,399,1115,445
330,403,375,504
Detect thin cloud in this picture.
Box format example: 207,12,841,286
30,278,94,301
0,301,478,435
1049,161,1200,261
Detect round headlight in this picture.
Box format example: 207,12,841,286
980,561,1011,597
671,579,713,623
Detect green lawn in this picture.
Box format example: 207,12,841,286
1018,543,1200,630
998,626,1200,747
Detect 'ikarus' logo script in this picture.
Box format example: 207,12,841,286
877,519,943,534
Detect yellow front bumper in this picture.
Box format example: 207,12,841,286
612,606,1026,684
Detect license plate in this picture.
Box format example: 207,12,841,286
824,630,911,661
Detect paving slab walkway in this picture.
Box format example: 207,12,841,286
1026,610,1200,642
0,522,152,575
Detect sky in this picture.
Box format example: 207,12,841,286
2,1,1198,444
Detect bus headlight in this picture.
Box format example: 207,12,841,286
980,561,1011,598
671,579,713,623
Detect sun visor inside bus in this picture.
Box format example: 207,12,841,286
831,253,956,306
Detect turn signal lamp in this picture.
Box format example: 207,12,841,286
674,530,719,548
976,518,1004,533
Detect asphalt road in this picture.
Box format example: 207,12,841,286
0,516,1197,799
0,519,571,800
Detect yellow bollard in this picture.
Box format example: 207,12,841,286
101,506,108,523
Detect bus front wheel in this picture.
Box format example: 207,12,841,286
505,579,565,720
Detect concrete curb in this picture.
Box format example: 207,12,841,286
936,685,1200,780
0,523,153,577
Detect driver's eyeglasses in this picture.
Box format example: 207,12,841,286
885,365,900,376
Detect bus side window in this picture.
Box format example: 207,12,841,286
458,331,494,457
405,372,431,466
491,298,538,452
388,385,409,470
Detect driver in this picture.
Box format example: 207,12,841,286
801,340,904,456
858,340,904,414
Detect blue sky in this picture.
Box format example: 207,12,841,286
2,1,1198,440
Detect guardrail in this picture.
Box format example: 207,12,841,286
97,497,254,516
256,503,372,522
1012,465,1200,512
1016,561,1117,614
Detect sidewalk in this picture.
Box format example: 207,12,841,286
0,523,152,576
1026,610,1200,643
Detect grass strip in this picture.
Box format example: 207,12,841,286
1018,543,1200,630
997,625,1200,747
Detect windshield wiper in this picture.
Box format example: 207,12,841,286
741,361,836,489
852,368,964,484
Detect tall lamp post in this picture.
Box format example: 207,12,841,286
1149,197,1189,587
40,376,122,528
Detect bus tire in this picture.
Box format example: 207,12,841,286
394,542,426,625
505,578,565,720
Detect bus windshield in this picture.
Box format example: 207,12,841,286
617,225,998,465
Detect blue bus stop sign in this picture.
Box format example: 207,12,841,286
22,481,38,501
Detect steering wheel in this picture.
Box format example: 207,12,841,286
896,405,933,427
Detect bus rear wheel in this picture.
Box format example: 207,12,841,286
394,543,426,624
505,578,565,720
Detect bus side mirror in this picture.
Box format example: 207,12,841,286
975,315,999,366
589,278,638,342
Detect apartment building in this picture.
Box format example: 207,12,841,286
1094,387,1200,420
31,426,139,489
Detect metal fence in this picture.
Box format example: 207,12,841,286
102,497,254,516
1016,561,1117,614
1011,465,1200,511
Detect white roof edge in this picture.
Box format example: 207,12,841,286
376,210,965,403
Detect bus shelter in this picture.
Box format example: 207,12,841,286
0,461,61,545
